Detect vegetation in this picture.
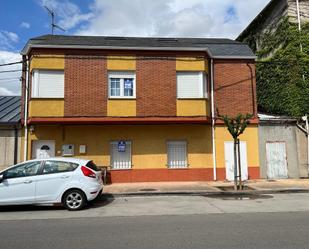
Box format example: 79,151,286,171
217,111,253,190
246,18,309,117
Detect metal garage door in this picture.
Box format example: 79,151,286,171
266,142,288,179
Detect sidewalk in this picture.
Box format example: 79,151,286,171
103,179,309,196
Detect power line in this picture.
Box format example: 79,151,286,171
0,61,23,67
0,69,23,74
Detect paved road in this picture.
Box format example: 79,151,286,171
1,193,309,220
0,212,309,249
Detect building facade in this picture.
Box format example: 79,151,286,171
21,35,259,183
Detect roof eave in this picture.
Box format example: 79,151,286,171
21,44,256,59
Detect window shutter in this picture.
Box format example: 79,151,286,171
167,141,187,168
177,72,205,98
110,141,132,169
32,70,64,98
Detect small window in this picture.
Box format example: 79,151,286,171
177,72,207,98
108,72,136,98
110,141,132,169
4,161,41,179
167,141,188,168
32,70,64,98
42,161,78,174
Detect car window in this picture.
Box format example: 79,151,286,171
42,161,79,174
86,161,99,171
4,161,41,179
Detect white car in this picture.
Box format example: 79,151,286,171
0,157,103,211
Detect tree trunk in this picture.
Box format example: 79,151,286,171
233,138,238,190
237,139,242,190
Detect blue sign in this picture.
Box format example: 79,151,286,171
124,79,133,89
118,141,126,152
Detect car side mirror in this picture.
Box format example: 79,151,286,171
0,174,4,183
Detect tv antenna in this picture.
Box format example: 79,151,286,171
44,6,66,35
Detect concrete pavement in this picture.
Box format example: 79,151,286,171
1,192,309,220
103,179,309,195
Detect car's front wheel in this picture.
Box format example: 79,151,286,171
62,189,86,211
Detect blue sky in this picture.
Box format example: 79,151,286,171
0,0,270,95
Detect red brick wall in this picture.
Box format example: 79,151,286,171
64,56,107,116
136,58,176,116
214,60,256,117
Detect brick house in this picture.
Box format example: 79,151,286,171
20,35,259,183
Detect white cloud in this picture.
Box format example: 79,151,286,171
20,22,31,29
0,31,19,49
0,51,22,96
76,0,270,39
0,87,15,96
40,0,94,31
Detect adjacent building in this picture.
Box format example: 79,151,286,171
0,96,21,170
20,35,259,183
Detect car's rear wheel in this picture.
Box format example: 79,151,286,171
62,189,86,211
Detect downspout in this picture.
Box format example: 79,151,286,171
14,125,18,164
210,58,217,180
23,56,29,161
296,0,302,52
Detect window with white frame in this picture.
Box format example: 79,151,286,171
167,141,188,168
110,141,132,169
177,72,207,98
108,72,136,98
32,70,64,98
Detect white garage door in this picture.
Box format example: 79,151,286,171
32,140,55,159
266,142,288,179
224,141,248,181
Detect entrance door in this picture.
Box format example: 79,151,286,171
32,140,55,159
266,142,288,179
224,141,248,181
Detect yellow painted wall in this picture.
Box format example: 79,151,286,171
215,124,259,168
107,56,136,70
29,100,64,117
176,100,208,116
30,55,64,71
176,57,208,72
26,125,213,168
107,100,136,116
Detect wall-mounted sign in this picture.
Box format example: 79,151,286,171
118,141,126,152
124,79,133,89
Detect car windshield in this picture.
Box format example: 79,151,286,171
86,161,99,171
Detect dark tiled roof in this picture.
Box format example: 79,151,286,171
22,35,255,59
0,96,21,124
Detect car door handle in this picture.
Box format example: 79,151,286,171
61,175,70,179
24,180,32,184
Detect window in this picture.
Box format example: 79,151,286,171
86,161,99,171
108,72,136,98
177,72,207,98
42,161,78,174
110,141,132,169
4,161,41,179
32,70,64,98
167,141,187,168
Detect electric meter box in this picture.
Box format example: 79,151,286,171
62,144,74,156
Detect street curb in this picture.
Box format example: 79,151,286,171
100,188,309,199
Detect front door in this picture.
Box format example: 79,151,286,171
224,141,248,181
32,140,55,159
0,161,41,204
266,142,288,179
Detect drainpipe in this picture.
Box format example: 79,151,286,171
210,58,217,180
14,126,18,164
296,0,302,52
23,56,29,161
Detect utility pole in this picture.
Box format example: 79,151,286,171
44,6,66,35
